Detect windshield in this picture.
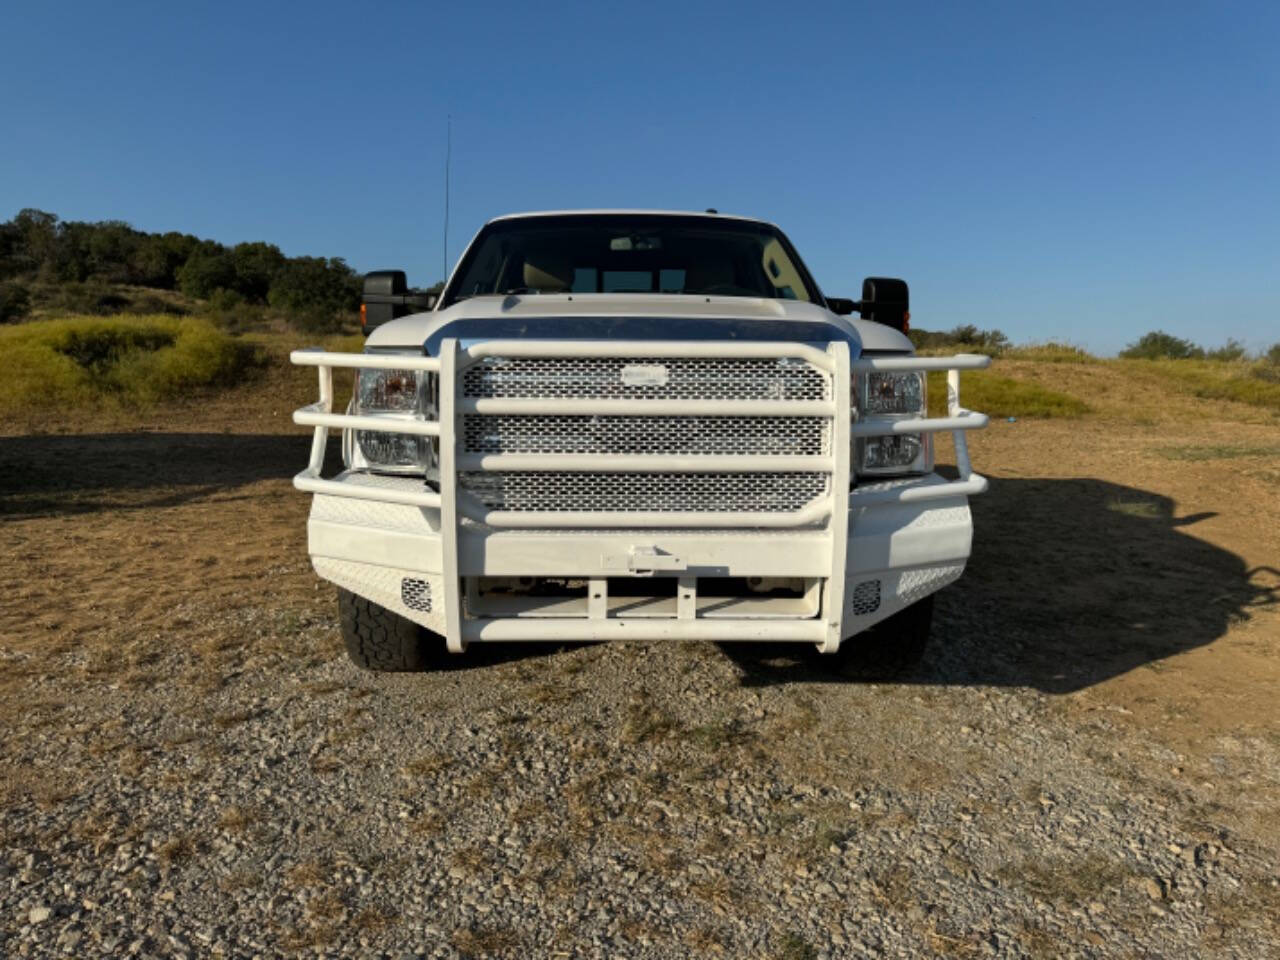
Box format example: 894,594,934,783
442,214,820,307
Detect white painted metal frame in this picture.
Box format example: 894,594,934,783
290,342,990,651
848,353,992,507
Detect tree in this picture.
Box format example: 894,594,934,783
230,242,285,303
176,242,236,299
0,281,31,322
11,209,60,277
1119,331,1205,360
268,256,360,330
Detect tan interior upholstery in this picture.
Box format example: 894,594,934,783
522,254,574,292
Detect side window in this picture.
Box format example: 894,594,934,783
573,267,598,292
659,269,686,292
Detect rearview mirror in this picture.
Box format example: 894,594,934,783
361,271,438,335
858,277,909,332
826,279,910,331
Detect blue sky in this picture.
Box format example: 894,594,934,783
3,1,1277,353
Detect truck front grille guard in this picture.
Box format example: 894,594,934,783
291,341,990,652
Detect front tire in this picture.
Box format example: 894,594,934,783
338,589,441,672
831,594,934,676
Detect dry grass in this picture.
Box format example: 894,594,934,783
451,925,520,957
1158,443,1280,462
216,804,258,833
400,751,455,778
684,924,730,953
775,931,819,960
620,698,680,744
285,859,329,887
995,853,1137,905
1128,358,1280,412
1003,342,1098,363
156,831,204,865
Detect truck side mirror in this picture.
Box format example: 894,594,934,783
361,271,438,335
858,277,909,332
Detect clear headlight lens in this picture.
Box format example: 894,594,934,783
857,433,932,474
354,368,432,474
357,368,419,412
853,369,931,476
356,430,427,470
860,371,925,415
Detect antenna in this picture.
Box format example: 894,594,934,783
442,115,451,283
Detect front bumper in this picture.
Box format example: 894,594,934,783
292,341,990,654
306,471,973,650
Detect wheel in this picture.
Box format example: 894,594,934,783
829,594,934,676
337,589,441,672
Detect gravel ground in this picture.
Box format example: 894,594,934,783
3,589,1278,959
3,396,1280,958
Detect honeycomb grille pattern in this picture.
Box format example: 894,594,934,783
461,356,829,401
400,578,433,612
462,415,829,457
459,472,829,513
850,579,881,616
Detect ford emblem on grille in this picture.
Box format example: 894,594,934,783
620,363,669,387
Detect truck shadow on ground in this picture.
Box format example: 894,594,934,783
724,474,1279,694
5,436,1275,692
0,432,318,517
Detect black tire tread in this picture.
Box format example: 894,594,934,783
338,589,431,672
831,594,934,677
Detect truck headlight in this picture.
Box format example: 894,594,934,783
354,368,433,474
859,371,925,415
357,368,420,412
853,370,931,476
857,433,932,474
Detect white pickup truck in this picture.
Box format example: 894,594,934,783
291,211,989,671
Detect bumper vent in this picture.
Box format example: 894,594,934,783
850,579,881,616
401,578,433,612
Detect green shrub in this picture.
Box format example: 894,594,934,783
1119,330,1204,360
909,325,1009,356
0,314,252,413
203,287,266,333
0,280,31,322
1205,339,1248,362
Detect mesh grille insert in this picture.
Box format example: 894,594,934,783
851,579,881,616
462,356,829,401
401,578,432,612
462,415,829,457
459,471,829,513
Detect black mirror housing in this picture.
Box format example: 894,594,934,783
361,270,437,335
825,279,910,331
858,277,910,332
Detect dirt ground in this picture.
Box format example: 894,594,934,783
1,358,1278,956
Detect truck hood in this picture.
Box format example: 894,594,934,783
365,293,914,355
